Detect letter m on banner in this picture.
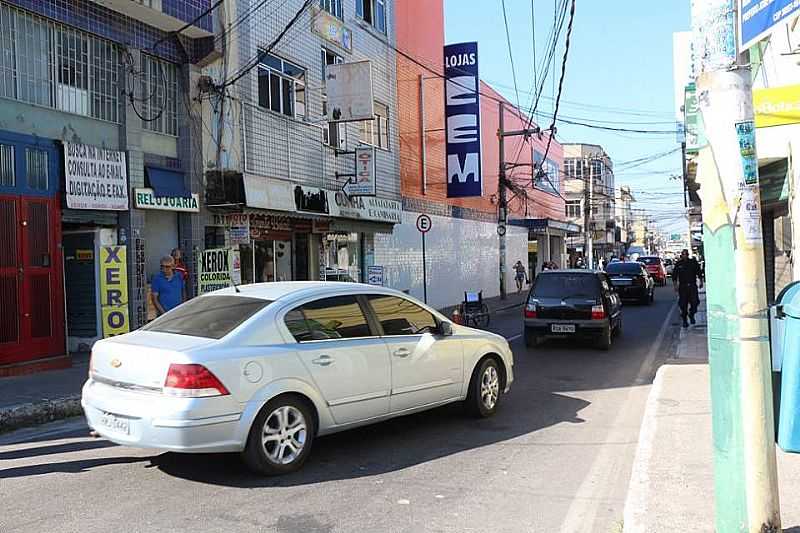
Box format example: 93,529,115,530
444,42,483,197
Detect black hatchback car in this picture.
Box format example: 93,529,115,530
523,270,622,350
605,261,655,304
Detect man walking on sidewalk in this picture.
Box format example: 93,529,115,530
672,248,703,328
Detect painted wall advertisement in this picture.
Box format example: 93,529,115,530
64,142,128,210
444,41,483,198
197,248,241,294
99,245,130,337
739,0,800,51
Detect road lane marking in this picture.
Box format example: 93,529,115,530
558,300,678,533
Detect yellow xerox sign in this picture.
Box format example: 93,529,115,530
99,245,130,337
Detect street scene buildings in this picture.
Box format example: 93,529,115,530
3,1,800,532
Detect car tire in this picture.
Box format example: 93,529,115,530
650,288,655,303
465,357,502,418
524,327,538,349
639,292,649,305
596,325,612,351
242,395,316,476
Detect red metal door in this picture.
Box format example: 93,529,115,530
0,196,64,364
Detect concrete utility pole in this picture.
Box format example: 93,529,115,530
583,157,593,268
691,1,781,531
497,102,541,299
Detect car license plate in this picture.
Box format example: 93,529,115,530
613,279,632,286
551,324,576,333
99,412,131,436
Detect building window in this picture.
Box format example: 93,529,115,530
319,0,343,19
140,54,178,136
0,144,14,187
321,48,343,148
591,160,603,180
25,149,48,190
565,158,583,179
359,101,389,149
565,200,581,218
257,53,306,119
0,3,120,122
356,0,387,34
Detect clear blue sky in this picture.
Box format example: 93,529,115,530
444,0,691,235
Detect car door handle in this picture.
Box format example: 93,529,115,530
311,355,334,366
393,348,411,358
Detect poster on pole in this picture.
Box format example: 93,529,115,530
197,248,240,294
444,42,483,198
326,60,374,122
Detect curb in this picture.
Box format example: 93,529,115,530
0,395,84,434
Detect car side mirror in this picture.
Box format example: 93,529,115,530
438,321,454,336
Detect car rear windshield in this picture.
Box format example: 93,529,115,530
606,262,644,275
532,273,599,298
638,257,660,265
142,295,271,339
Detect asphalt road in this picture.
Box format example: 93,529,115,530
0,287,679,533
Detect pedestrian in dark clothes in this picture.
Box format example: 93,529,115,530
672,248,704,327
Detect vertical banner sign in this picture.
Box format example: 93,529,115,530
99,246,130,337
198,248,235,294
444,42,482,198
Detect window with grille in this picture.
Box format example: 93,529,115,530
25,149,48,190
257,53,306,120
359,101,389,150
0,144,14,187
0,3,120,122
140,54,179,136
319,0,343,19
321,48,343,148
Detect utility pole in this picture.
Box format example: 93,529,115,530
497,102,541,299
691,1,781,531
583,157,593,268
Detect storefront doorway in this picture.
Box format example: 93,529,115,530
240,239,293,284
322,233,361,282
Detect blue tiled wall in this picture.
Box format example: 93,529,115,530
162,0,212,32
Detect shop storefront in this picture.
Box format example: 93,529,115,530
510,218,581,273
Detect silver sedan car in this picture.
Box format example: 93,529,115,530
82,282,514,475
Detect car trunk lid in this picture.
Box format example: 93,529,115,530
532,296,597,320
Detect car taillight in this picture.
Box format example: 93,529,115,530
591,305,606,320
164,363,230,397
524,303,537,319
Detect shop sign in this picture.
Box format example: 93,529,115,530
228,225,250,245
739,0,800,52
313,7,353,52
99,245,130,337
313,219,331,233
295,185,331,214
243,175,296,212
367,265,384,286
329,191,402,224
133,188,200,212
198,248,240,294
76,249,94,261
444,42,483,198
684,83,707,154
342,146,377,197
326,61,374,122
64,142,128,211
753,84,800,128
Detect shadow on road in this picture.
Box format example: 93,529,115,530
0,455,149,478
152,389,589,487
0,439,115,462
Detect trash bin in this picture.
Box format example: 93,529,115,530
775,281,800,452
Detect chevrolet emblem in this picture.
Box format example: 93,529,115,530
110,359,122,368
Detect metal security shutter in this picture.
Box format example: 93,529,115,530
63,233,97,337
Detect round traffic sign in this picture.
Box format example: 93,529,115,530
416,214,432,233
497,225,507,236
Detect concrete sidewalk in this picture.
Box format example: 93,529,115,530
623,296,800,531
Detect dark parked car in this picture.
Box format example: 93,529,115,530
605,261,655,304
523,270,622,350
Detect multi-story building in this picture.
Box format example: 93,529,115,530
198,0,401,286
563,143,616,265
384,0,571,308
0,0,212,374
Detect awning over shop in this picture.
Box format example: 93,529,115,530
145,167,190,198
759,158,789,209
509,218,582,236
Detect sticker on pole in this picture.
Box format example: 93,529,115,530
416,214,432,233
735,120,758,186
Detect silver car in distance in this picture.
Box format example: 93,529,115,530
82,282,514,475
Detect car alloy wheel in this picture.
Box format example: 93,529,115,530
261,405,307,465
481,365,500,411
